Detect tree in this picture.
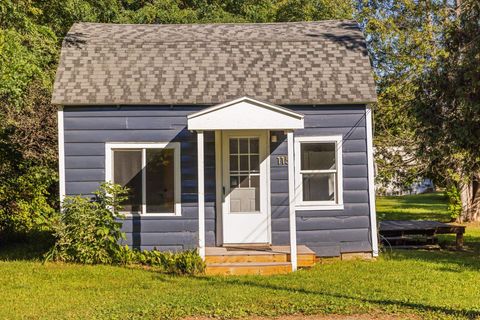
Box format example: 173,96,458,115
356,0,450,192
414,0,480,222
0,0,356,238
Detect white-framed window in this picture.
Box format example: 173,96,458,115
294,135,343,211
105,142,181,216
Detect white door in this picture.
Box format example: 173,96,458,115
222,131,269,244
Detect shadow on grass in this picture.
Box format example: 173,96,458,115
193,274,480,319
0,233,53,261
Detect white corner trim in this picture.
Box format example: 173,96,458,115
366,106,379,256
293,135,344,209
287,131,297,271
104,142,182,216
197,131,206,259
57,107,66,206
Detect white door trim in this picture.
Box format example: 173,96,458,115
214,130,223,246
219,130,271,244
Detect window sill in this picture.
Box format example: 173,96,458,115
295,204,344,211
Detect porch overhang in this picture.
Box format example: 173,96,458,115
187,97,304,130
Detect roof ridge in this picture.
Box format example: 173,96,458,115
72,19,358,28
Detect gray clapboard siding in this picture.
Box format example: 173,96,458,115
270,105,373,256
63,105,216,250
63,104,373,256
271,216,371,231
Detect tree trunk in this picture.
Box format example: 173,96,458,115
457,173,480,222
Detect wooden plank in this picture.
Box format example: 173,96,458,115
205,262,291,276
205,253,287,264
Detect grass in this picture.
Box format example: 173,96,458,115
1,193,479,320
376,192,450,221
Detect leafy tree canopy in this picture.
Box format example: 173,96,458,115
0,0,354,238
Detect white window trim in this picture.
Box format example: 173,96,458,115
294,135,344,211
105,142,181,216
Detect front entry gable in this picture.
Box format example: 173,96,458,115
187,97,304,130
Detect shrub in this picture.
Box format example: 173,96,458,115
45,182,205,275
0,165,57,241
133,248,205,275
446,185,462,221
45,182,128,264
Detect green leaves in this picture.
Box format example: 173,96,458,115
413,0,480,221
44,181,204,274
46,182,129,265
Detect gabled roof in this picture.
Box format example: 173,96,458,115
52,20,377,106
187,96,304,130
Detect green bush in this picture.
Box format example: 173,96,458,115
46,182,205,275
132,248,205,275
45,182,128,264
0,166,57,241
446,185,462,221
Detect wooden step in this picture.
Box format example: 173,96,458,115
205,251,288,264
205,262,292,276
271,245,317,268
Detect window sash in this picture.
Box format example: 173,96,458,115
294,136,343,210
106,143,180,216
300,171,337,203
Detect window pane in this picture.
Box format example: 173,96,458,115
250,138,259,154
113,150,142,212
301,143,336,170
302,173,336,201
146,148,175,213
230,155,238,171
230,176,239,188
239,138,249,153
239,175,249,188
250,155,259,172
229,139,238,154
239,155,249,171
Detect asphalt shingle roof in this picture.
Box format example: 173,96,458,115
52,20,377,106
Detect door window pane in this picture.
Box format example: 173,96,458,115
228,137,261,213
146,148,175,213
230,155,238,171
229,139,238,154
301,143,336,170
230,176,239,188
250,139,259,154
239,155,249,171
239,138,249,153
250,155,259,172
113,150,142,212
302,173,336,201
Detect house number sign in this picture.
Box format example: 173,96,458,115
276,155,288,166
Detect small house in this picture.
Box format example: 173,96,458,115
52,21,378,273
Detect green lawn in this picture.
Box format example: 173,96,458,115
1,193,479,320
376,192,450,221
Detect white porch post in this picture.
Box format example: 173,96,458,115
366,106,379,257
197,130,206,259
287,130,297,271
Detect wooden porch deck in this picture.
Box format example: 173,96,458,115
205,245,316,275
379,220,466,249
